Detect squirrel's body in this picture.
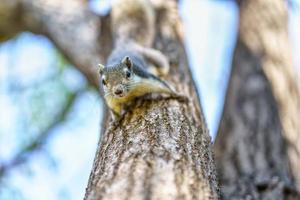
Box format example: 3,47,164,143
100,44,174,116
98,0,178,118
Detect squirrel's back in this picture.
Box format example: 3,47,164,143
111,0,155,47
106,46,146,69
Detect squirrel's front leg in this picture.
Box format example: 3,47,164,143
111,105,122,120
105,99,122,121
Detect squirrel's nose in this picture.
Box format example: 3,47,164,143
114,88,123,95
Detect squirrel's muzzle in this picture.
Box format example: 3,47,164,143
113,85,125,97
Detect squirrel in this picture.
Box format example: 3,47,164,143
98,0,182,119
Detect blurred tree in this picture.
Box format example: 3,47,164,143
214,0,300,199
0,0,102,88
0,0,219,199
0,86,84,178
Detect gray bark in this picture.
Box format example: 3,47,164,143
84,2,219,199
214,0,300,199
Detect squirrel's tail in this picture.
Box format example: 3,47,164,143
111,0,155,47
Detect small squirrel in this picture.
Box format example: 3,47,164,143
98,0,181,119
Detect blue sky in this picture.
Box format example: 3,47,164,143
0,1,299,199
180,0,238,136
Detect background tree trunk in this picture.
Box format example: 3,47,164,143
84,1,219,200
214,0,300,199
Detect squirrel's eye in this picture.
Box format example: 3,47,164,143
126,71,131,78
102,79,107,86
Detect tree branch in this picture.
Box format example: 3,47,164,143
0,0,111,88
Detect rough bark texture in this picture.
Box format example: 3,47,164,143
84,2,219,200
214,0,300,199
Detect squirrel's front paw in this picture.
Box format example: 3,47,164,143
110,112,121,126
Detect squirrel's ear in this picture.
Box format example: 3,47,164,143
122,56,132,70
98,64,105,74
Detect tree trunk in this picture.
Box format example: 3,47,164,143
214,0,300,199
84,2,219,200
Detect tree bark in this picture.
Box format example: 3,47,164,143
84,1,219,199
214,0,300,199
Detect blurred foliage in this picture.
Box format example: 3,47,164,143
0,33,84,155
0,32,100,200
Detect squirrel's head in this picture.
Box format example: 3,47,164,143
98,56,134,98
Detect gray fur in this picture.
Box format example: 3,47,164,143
106,47,153,79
